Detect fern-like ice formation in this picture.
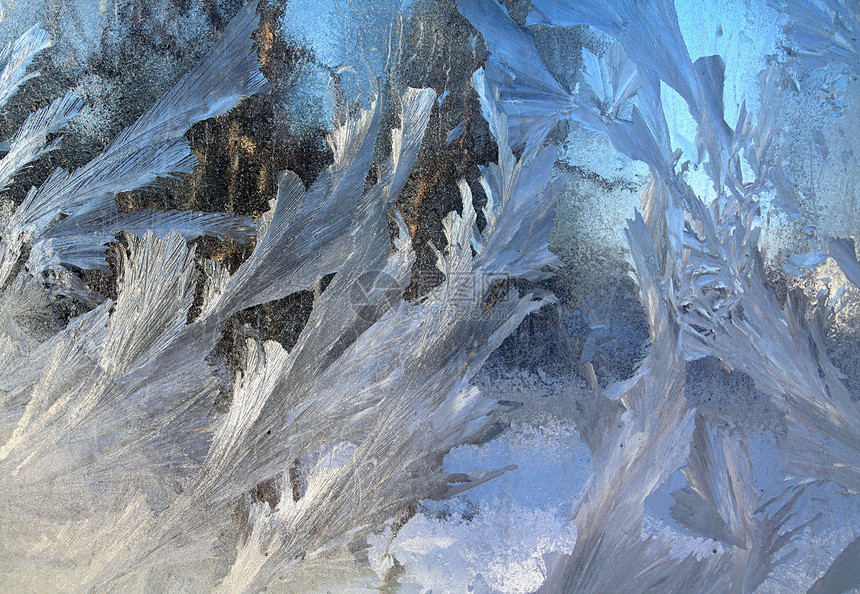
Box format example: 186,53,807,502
0,1,567,590
2,0,858,589
459,0,860,590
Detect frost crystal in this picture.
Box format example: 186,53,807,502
0,2,565,589
459,0,860,590
1,0,858,590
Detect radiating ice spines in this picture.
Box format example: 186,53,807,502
771,0,860,74
0,92,82,193
458,0,860,590
0,24,51,109
0,1,269,292
0,8,568,582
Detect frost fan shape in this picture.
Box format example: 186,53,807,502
458,0,860,591
0,2,563,591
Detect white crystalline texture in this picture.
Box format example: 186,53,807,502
0,92,82,193
0,1,568,590
770,0,860,74
458,0,860,591
1,0,859,590
0,24,51,108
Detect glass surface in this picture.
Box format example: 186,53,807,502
0,0,858,591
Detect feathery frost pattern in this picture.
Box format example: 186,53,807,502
459,0,860,590
1,0,858,590
0,2,567,589
0,25,52,108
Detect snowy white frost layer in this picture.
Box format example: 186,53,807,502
0,1,565,590
1,0,860,591
451,0,860,592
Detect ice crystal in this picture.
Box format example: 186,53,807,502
1,0,858,590
0,2,565,589
459,0,860,590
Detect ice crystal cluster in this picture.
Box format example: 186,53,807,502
0,0,859,592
